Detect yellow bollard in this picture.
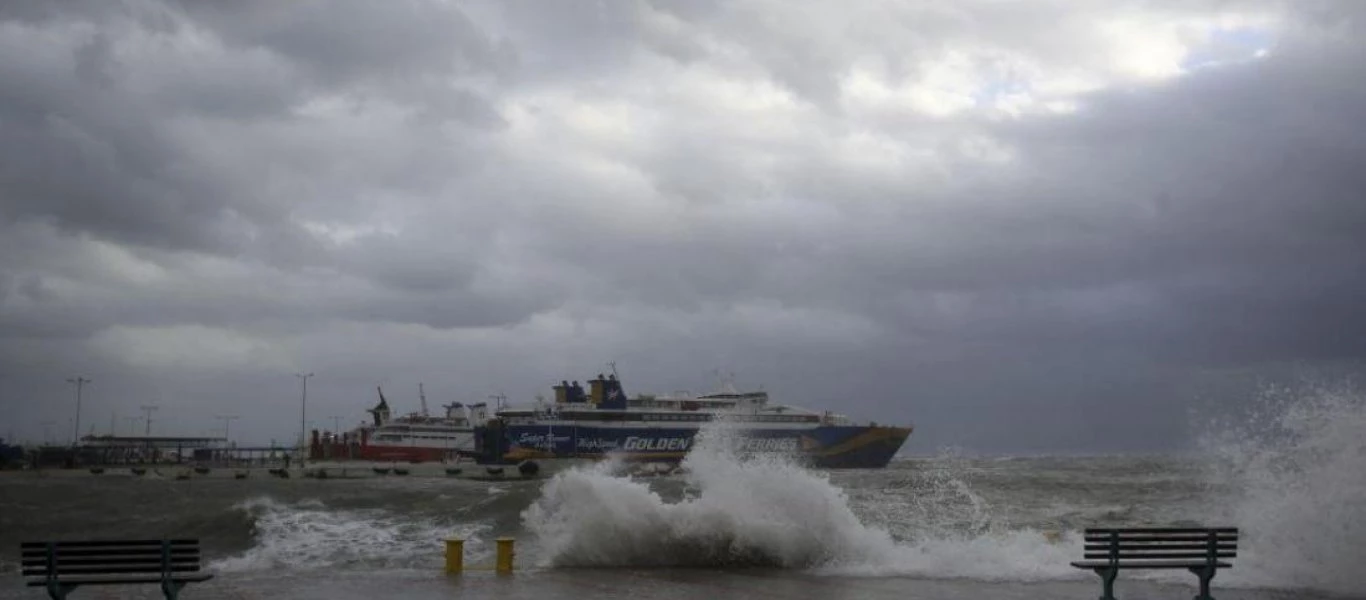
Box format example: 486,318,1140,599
495,537,515,573
445,539,464,574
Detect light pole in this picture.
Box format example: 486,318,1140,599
66,377,91,446
139,405,158,436
214,415,239,443
295,373,313,456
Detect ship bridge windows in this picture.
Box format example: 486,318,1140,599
742,415,819,423
629,399,682,409
640,413,710,422
554,411,646,422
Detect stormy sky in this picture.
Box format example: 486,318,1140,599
2,0,1364,454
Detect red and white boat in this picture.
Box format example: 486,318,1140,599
333,386,485,462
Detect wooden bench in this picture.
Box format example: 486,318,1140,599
1071,527,1237,600
20,539,214,599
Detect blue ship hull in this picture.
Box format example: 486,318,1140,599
477,423,911,469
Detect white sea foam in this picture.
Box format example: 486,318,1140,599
829,449,1084,581
521,423,1084,581
522,428,880,567
211,496,488,573
1198,380,1366,596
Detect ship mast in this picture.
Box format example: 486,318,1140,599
419,383,429,417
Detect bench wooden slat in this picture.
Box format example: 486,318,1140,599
1072,559,1233,569
22,542,198,550
1087,533,1240,538
22,557,199,571
1083,536,1237,545
1084,537,1236,545
1084,533,1237,542
1081,554,1245,560
1084,549,1237,556
1087,554,1240,560
21,554,200,565
1084,551,1237,560
23,549,198,559
24,565,204,576
21,540,197,549
26,574,214,586
1085,529,1237,536
1083,540,1236,546
23,550,199,560
1082,527,1237,534
22,546,199,554
1084,543,1237,551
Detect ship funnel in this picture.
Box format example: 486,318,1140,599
588,375,605,405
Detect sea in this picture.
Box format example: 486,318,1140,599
1,385,1363,600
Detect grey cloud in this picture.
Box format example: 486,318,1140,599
0,9,293,254
0,0,507,262
4,0,1366,453
182,0,514,82
341,239,476,294
180,0,513,128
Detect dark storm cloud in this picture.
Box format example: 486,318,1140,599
971,27,1366,364
190,1,512,76
0,0,508,258
2,0,1364,452
0,5,291,254
180,0,513,127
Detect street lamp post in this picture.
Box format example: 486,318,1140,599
214,415,240,443
295,373,313,458
66,377,91,446
139,405,158,436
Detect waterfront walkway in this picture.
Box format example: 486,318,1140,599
0,568,1336,600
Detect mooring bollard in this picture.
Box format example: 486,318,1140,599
495,537,515,573
445,539,464,574
444,538,513,574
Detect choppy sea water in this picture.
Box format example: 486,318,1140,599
1,384,1363,600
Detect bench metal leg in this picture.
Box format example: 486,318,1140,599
1092,567,1118,600
44,582,75,600
162,580,186,600
1188,566,1217,600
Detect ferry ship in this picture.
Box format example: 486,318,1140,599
345,386,483,462
473,371,912,469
